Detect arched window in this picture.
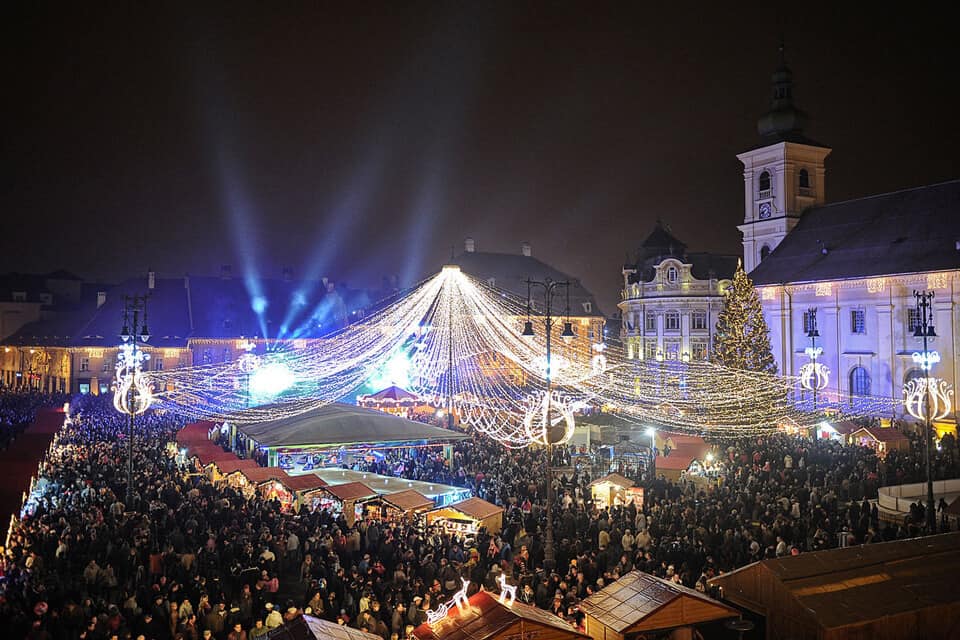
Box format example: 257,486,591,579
760,245,771,261
799,168,810,189
758,170,771,193
850,367,870,396
666,266,678,283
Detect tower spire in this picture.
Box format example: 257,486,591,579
756,40,807,141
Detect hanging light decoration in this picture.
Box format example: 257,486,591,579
112,342,154,416
904,377,954,422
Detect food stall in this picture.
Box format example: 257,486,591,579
365,488,434,523
849,426,910,457
207,458,260,484
230,466,290,498
320,481,378,527
281,474,329,512
589,473,635,509
426,496,503,538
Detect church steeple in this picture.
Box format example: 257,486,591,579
757,43,809,141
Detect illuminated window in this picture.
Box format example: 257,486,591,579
907,308,921,333
644,340,657,360
664,311,680,331
691,311,707,331
758,170,771,194
645,312,657,332
850,308,865,334
850,367,870,396
666,266,678,284
203,349,213,364
80,357,90,372
802,310,818,335
102,359,112,373
155,358,163,371
582,301,592,313
691,342,708,361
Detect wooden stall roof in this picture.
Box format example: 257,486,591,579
381,489,434,512
709,532,960,630
282,474,329,492
266,614,382,640
850,426,910,442
324,481,377,502
411,589,589,640
588,473,635,489
580,571,739,634
655,450,698,471
211,458,259,475
445,497,504,521
833,420,861,435
176,421,215,445
238,466,290,484
195,447,238,466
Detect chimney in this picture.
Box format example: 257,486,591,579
221,264,232,280
521,242,531,257
96,291,107,308
147,270,156,290
282,266,293,282
321,276,329,287
465,237,475,253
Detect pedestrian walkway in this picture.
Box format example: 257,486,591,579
0,407,64,535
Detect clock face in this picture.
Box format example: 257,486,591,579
758,202,772,220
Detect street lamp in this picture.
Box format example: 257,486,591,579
522,277,574,572
912,290,938,533
805,308,821,413
113,294,153,507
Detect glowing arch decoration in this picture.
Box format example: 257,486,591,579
112,343,154,416
140,266,902,442
522,390,576,446
799,362,829,392
904,377,954,422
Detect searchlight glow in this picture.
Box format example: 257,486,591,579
249,362,296,396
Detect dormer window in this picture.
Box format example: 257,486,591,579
666,266,679,284
12,291,26,302
582,301,592,313
758,170,772,198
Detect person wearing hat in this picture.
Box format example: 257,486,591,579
264,603,283,629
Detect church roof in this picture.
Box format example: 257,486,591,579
749,180,960,285
452,250,604,317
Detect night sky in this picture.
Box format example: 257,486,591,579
4,3,958,314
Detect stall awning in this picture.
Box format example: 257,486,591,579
235,402,469,448
380,489,434,512
282,474,329,492
211,458,260,475
444,497,503,521
239,467,289,484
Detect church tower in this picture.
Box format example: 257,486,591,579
738,47,831,273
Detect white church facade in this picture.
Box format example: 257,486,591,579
738,56,959,431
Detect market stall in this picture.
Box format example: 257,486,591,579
281,474,329,512
589,473,635,509
230,466,290,498
365,488,434,523
426,496,503,538
321,481,378,527
207,458,260,483
849,426,910,457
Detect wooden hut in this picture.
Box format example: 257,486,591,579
580,571,739,640
207,458,259,483
588,473,635,509
426,497,503,537
709,532,960,640
369,488,434,522
411,589,589,640
281,474,329,512
322,481,378,526
848,426,910,457
229,466,289,497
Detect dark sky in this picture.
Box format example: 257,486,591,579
3,3,958,314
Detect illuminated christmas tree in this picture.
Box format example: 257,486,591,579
713,261,777,374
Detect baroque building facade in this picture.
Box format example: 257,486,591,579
619,223,737,362
741,55,960,430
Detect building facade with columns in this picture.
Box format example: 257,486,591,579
619,222,738,363
739,56,960,428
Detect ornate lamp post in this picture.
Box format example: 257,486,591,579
522,277,575,572
904,290,948,532
113,294,153,507
800,308,828,413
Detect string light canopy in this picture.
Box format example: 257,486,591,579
142,267,900,443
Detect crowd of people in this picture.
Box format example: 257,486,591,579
0,390,70,450
1,390,958,640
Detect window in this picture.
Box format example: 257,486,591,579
154,357,163,371
850,308,865,334
80,357,90,372
12,291,26,302
664,340,680,360
691,311,707,331
760,245,771,261
582,301,592,313
79,383,91,395
664,311,680,331
758,170,771,195
644,340,657,360
666,266,678,284
850,367,870,396
102,359,112,373
645,312,657,332
802,309,818,335
203,349,213,364
691,342,708,361
907,308,921,333
222,348,230,363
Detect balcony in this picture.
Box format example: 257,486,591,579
758,189,772,200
